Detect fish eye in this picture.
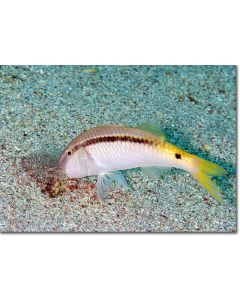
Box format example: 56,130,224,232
67,151,72,156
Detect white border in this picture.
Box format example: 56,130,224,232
0,1,239,300
0,0,239,64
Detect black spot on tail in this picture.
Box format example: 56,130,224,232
175,153,181,159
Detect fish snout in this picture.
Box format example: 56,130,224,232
58,151,68,171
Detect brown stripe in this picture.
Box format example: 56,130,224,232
73,135,153,153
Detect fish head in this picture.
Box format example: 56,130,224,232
58,145,88,178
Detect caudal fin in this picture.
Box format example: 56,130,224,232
190,156,226,202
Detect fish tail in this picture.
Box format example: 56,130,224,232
190,155,226,202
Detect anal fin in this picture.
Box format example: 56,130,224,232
141,166,171,179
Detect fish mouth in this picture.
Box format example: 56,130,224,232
57,151,67,170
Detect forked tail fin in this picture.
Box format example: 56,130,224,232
190,156,227,202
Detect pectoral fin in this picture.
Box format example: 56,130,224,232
96,171,130,201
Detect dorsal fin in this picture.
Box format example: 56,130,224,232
138,122,166,141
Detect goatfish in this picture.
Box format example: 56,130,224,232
58,124,226,202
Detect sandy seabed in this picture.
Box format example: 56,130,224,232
0,65,236,232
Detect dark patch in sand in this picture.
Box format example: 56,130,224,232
20,153,76,197
19,152,99,200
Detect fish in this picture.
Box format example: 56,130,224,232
58,124,226,202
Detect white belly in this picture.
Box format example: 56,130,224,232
86,141,172,175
